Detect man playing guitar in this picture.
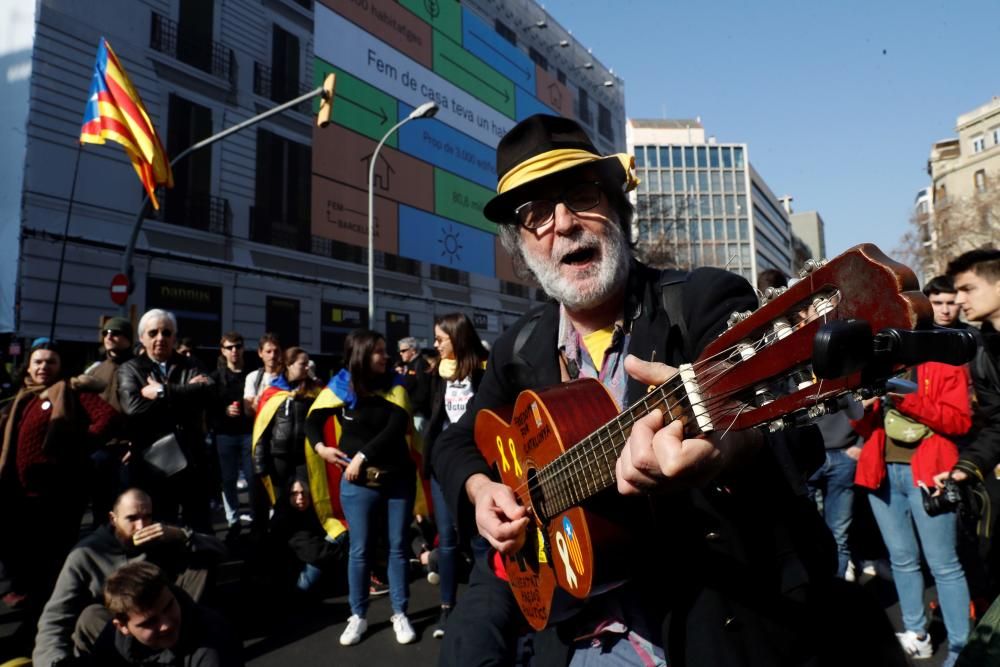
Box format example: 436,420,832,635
431,115,908,666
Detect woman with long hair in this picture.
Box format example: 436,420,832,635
0,341,117,608
422,312,488,639
252,347,322,507
305,329,418,646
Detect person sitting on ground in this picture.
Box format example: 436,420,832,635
32,488,226,667
88,561,243,666
268,475,348,595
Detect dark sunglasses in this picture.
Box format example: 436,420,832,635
222,343,244,351
102,329,125,338
146,328,173,338
513,181,604,230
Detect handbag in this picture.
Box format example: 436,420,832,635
143,432,189,477
363,465,391,488
884,408,931,444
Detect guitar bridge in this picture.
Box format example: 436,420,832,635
679,363,714,433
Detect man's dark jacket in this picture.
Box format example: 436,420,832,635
956,322,1000,479
89,587,243,666
117,353,214,454
431,262,904,666
402,355,432,418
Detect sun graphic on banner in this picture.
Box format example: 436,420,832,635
439,224,463,264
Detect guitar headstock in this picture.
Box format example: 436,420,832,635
694,244,931,433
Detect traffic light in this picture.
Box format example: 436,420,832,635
317,73,336,128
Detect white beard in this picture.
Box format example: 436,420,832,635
522,220,630,311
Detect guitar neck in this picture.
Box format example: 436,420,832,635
536,371,693,519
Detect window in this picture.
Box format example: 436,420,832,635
975,169,987,193
271,25,300,102
177,0,213,72
634,146,645,167
709,146,720,168
597,104,613,141
430,264,469,286
557,69,566,84
722,146,733,168
645,146,657,167
495,20,516,45
166,95,212,230
733,147,745,168
528,47,548,71
973,135,986,153
254,130,311,250
577,88,591,125
696,146,707,168
671,147,682,168
660,172,672,192
697,171,708,191
659,147,670,167
994,127,1000,146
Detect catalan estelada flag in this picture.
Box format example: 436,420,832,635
80,38,173,208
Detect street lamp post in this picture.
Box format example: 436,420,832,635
367,101,438,324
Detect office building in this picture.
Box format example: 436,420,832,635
626,118,794,283
923,95,1000,274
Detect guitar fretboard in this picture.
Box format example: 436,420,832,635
535,374,690,519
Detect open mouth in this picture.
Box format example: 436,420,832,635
561,247,598,266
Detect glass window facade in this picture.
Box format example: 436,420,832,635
632,142,789,279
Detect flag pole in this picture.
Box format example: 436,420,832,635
49,143,84,341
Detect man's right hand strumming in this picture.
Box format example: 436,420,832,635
466,473,530,555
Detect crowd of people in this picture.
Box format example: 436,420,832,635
1,113,999,667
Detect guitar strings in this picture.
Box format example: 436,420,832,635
519,299,841,505
513,299,843,508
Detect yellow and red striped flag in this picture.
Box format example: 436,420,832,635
80,38,173,208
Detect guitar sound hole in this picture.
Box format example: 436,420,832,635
525,467,549,523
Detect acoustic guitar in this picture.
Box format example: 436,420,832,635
474,243,931,630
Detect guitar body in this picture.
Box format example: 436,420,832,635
475,378,644,630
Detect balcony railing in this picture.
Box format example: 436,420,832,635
150,12,235,85
253,62,311,114
250,206,311,252
158,193,232,236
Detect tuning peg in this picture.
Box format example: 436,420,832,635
726,310,753,329
798,258,828,279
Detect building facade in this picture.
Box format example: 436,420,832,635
922,96,1000,274
626,118,794,283
1,0,625,367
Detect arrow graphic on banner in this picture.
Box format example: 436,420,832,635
440,52,510,103
338,93,389,125
467,31,532,80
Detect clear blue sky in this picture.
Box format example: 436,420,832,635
541,0,999,258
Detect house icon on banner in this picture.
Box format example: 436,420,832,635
360,153,395,192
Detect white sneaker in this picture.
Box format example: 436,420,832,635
896,630,932,659
339,615,367,646
427,570,441,585
391,613,416,644
844,561,856,582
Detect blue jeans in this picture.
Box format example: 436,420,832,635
868,463,970,652
431,476,458,607
216,433,253,526
808,448,857,578
340,474,415,617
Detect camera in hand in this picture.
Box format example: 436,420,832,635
922,478,962,517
